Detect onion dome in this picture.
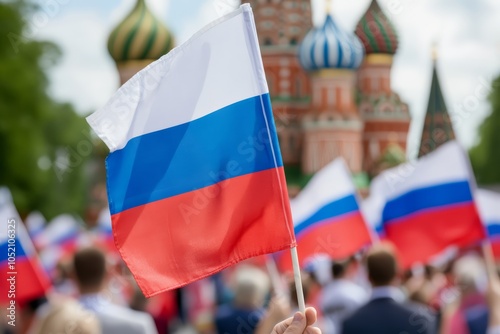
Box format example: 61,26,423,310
355,0,398,55
298,14,364,71
107,0,174,63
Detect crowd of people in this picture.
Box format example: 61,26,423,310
3,240,500,334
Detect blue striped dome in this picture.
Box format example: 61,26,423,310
299,15,364,70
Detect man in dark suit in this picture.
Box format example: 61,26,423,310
342,244,436,334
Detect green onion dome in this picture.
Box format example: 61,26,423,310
354,0,398,55
107,0,174,63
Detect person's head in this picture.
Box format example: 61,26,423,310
231,265,270,309
332,257,359,280
366,243,399,287
453,254,487,295
331,261,347,279
73,247,107,294
303,255,333,286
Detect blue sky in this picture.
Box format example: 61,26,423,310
28,0,500,156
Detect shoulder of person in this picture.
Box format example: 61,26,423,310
402,301,436,319
98,305,157,334
400,302,437,334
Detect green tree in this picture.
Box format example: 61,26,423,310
470,76,500,185
0,1,91,219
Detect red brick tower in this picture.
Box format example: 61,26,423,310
244,0,313,166
355,0,410,175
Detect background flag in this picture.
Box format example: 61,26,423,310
33,214,81,252
374,141,485,268
476,189,500,258
87,4,295,297
25,211,46,239
279,158,372,271
0,188,51,305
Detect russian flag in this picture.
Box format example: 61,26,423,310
25,211,46,239
279,158,372,271
361,195,385,237
91,208,118,253
87,5,295,297
376,141,485,268
476,189,500,258
33,214,81,252
0,188,51,305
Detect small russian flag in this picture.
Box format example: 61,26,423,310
375,141,485,268
476,189,500,258
0,188,51,305
279,158,373,271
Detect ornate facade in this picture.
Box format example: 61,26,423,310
245,0,411,183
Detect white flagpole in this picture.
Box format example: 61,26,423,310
290,246,306,313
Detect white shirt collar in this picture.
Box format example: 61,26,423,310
79,293,111,311
370,286,406,302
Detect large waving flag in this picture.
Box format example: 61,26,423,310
279,158,372,271
86,5,294,297
0,188,51,305
476,189,500,258
374,141,485,268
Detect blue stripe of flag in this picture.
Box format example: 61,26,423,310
0,238,27,263
295,194,359,235
487,224,500,237
382,181,473,224
107,93,282,214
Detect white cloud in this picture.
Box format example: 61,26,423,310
33,0,172,113
36,10,118,113
109,0,171,26
175,0,239,44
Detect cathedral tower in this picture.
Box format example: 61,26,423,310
298,9,365,174
107,0,175,85
418,50,456,157
355,0,410,175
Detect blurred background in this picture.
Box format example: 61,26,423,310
2,0,500,333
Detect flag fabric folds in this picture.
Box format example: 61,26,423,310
87,5,295,297
279,158,372,271
476,189,500,258
373,141,485,268
0,188,51,305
